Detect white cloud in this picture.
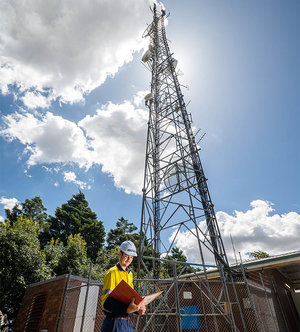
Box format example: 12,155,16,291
133,90,149,107
0,96,148,194
0,215,4,222
21,91,52,109
170,200,300,263
42,166,61,173
63,171,89,189
79,100,148,194
0,111,94,168
0,196,20,210
0,0,153,106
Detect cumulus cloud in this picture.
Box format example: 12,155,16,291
0,0,153,106
133,90,149,107
0,196,20,210
0,94,148,194
79,100,148,194
21,91,52,109
0,111,94,168
170,200,300,263
63,171,89,189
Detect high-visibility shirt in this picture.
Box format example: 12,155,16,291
101,263,134,309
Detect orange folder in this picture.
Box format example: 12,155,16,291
109,280,163,306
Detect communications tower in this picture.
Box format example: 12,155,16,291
136,5,249,332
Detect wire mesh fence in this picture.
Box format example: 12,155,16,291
56,266,292,332
56,274,104,332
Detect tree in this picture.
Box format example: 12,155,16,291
53,234,91,277
43,238,64,274
4,204,20,224
5,196,50,247
94,247,120,280
106,217,139,250
163,247,195,277
5,196,48,226
47,192,105,262
0,217,51,327
250,250,270,259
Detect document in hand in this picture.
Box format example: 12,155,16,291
109,280,163,306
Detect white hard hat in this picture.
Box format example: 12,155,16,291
119,240,137,257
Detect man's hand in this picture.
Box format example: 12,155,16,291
126,297,139,313
126,297,146,315
138,301,146,315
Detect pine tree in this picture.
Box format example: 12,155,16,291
106,217,139,250
163,247,195,277
47,191,105,262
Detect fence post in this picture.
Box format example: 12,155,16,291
229,273,248,332
173,263,182,332
80,263,93,332
57,271,72,332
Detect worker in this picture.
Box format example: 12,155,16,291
101,240,146,332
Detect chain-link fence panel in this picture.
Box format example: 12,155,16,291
57,276,104,332
56,271,293,332
247,271,291,332
133,278,253,332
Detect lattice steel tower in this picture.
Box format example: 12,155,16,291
136,5,248,332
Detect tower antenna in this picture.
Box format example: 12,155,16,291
136,6,248,331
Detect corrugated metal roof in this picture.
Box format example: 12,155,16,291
232,250,300,269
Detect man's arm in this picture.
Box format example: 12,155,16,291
103,296,129,316
103,296,145,315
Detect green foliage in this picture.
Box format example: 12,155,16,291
53,234,91,277
163,247,195,277
106,217,139,250
0,192,162,325
47,191,105,262
4,196,50,248
250,250,270,259
5,196,48,226
135,235,153,278
81,218,106,262
93,247,120,280
0,217,51,325
4,205,20,223
43,238,64,273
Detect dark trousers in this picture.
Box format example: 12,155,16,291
101,316,133,332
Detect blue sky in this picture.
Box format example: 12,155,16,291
0,0,299,262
